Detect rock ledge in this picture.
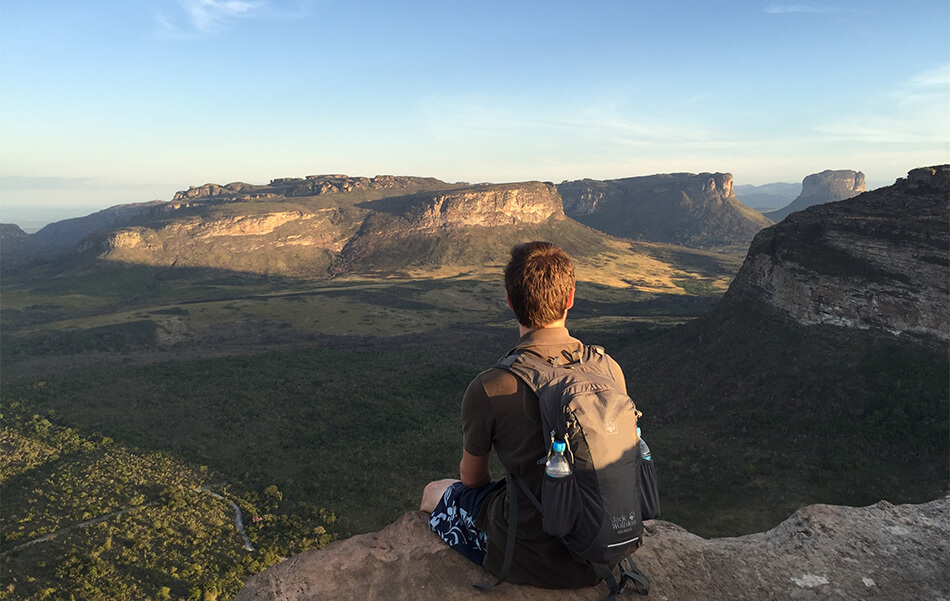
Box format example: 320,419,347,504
236,496,948,601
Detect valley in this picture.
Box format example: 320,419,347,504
0,247,739,601
1,166,947,601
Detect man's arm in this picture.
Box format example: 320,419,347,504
460,449,491,488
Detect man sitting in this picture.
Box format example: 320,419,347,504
420,241,627,588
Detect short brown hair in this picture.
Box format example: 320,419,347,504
504,241,575,328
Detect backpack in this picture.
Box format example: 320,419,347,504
476,345,657,600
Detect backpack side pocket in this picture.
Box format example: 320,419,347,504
638,458,660,520
540,472,582,538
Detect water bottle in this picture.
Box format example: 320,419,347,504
545,440,573,477
637,427,652,461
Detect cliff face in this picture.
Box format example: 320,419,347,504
764,169,866,223
234,497,949,601
413,183,563,229
724,166,949,342
329,181,567,274
557,172,771,252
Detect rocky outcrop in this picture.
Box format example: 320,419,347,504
724,165,949,342
557,173,771,251
235,496,949,601
764,170,865,223
172,175,449,202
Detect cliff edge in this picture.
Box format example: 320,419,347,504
235,496,948,601
724,165,949,342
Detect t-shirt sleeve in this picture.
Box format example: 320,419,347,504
461,371,494,457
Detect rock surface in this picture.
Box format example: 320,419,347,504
725,165,949,341
557,172,771,251
764,169,865,223
235,496,949,601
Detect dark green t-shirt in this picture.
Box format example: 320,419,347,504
462,327,627,588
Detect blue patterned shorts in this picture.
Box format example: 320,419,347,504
428,480,503,565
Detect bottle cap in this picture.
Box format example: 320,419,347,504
552,440,566,453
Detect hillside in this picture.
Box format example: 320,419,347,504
557,172,772,252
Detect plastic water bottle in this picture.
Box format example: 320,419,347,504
637,427,652,461
545,440,573,477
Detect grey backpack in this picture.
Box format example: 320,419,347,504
477,345,654,600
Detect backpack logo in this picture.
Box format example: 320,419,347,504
610,512,639,535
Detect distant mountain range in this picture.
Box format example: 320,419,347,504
2,172,764,277
0,169,877,277
733,182,801,212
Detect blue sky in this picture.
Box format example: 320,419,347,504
1,0,948,228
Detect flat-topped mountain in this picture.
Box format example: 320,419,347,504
763,169,865,223
557,172,772,252
78,178,586,278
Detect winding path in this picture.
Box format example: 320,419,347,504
200,486,255,551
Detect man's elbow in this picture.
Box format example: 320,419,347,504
460,473,491,488
459,455,491,489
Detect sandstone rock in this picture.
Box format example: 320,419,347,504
764,169,865,223
557,173,771,251
725,165,949,341
413,182,564,230
236,496,949,601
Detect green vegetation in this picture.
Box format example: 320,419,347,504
0,411,335,601
617,302,950,536
2,247,946,599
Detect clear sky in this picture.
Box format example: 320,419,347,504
1,0,948,229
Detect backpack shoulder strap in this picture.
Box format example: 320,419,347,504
495,349,560,393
